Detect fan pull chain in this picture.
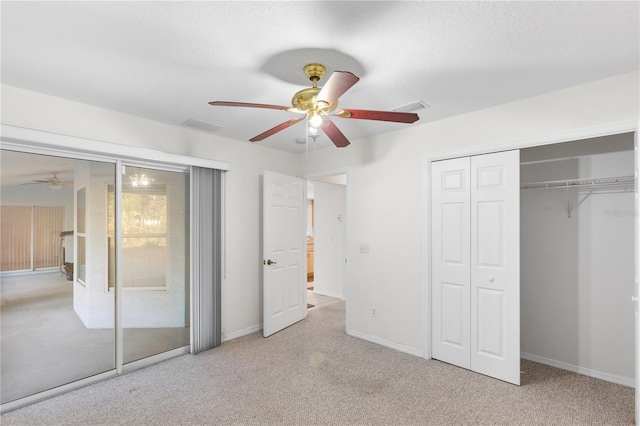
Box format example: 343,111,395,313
305,118,309,161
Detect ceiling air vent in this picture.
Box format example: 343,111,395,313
392,100,429,113
182,118,223,134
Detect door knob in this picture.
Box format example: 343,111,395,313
488,276,495,283
265,259,277,265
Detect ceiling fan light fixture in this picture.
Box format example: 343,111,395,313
308,112,323,128
129,173,153,187
48,181,63,190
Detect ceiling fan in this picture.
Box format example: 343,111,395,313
22,173,72,190
209,63,420,148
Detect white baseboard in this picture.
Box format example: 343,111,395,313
521,352,635,388
222,324,262,342
347,329,423,358
310,289,344,300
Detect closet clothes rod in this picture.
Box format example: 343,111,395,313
520,175,635,190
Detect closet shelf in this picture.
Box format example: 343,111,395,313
521,175,635,190
522,175,635,218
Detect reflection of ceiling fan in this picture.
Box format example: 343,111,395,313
209,63,420,148
22,173,72,190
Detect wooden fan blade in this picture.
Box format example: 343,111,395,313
336,109,419,123
209,101,291,111
249,117,305,142
321,120,350,148
317,71,359,107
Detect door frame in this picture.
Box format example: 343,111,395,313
423,120,638,388
304,168,350,328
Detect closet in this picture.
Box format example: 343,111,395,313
431,132,635,387
520,133,635,386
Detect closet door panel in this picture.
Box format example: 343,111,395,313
470,150,520,385
431,157,471,369
476,287,504,357
476,201,504,268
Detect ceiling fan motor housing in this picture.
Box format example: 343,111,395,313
291,63,338,115
291,87,336,114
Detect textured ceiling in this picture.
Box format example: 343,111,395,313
1,1,639,153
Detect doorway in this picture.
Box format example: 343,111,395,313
305,172,347,310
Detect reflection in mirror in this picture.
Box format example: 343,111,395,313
119,166,190,364
0,150,116,404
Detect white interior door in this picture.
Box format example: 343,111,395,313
263,171,306,337
470,150,520,385
431,150,520,385
431,157,472,369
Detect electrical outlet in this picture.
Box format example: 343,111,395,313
360,243,369,254
372,307,377,318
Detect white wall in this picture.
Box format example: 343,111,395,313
578,151,635,380
1,84,300,339
521,148,635,383
311,180,346,299
73,160,116,328
300,71,639,354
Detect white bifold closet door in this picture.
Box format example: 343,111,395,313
432,150,520,385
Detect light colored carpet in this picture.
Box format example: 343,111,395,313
1,299,634,425
1,272,189,403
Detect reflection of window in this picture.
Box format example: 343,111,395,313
108,184,168,289
0,206,31,271
77,187,86,283
0,206,64,271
